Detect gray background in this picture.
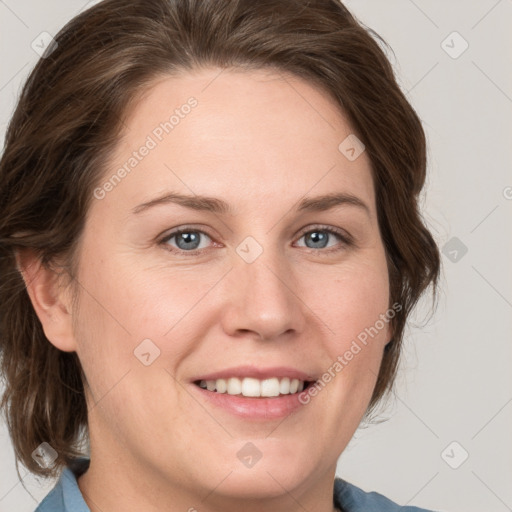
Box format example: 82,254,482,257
1,1,511,511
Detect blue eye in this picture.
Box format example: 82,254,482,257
295,227,351,251
160,225,352,255
162,229,212,253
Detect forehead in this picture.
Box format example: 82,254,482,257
99,67,376,216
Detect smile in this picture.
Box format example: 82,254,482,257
195,377,311,397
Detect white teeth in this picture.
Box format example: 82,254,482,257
260,378,280,397
279,377,290,394
227,377,242,395
216,378,227,393
199,376,307,397
241,377,261,397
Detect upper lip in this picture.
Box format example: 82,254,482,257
192,365,316,382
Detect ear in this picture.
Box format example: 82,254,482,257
15,248,77,352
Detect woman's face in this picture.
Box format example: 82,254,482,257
70,68,391,502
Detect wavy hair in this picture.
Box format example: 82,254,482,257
0,0,440,478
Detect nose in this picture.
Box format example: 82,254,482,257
220,246,306,342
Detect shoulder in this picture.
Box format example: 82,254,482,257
334,478,439,512
34,458,90,512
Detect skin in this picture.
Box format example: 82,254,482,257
20,67,392,512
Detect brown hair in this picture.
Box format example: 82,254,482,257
0,0,440,478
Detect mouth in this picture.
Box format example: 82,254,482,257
190,368,318,420
190,366,318,419
193,377,315,398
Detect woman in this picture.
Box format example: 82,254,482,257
0,0,441,511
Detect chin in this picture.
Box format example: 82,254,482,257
208,465,311,500
198,439,322,499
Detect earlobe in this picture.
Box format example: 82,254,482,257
15,248,77,352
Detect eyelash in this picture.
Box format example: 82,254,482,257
159,224,353,256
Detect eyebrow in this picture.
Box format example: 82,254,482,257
131,191,370,217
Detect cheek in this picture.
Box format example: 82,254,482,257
71,252,221,385
307,255,391,400
314,257,390,347
291,259,391,453
73,233,390,397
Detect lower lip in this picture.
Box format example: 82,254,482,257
191,384,309,420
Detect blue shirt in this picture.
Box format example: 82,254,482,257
35,458,437,512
